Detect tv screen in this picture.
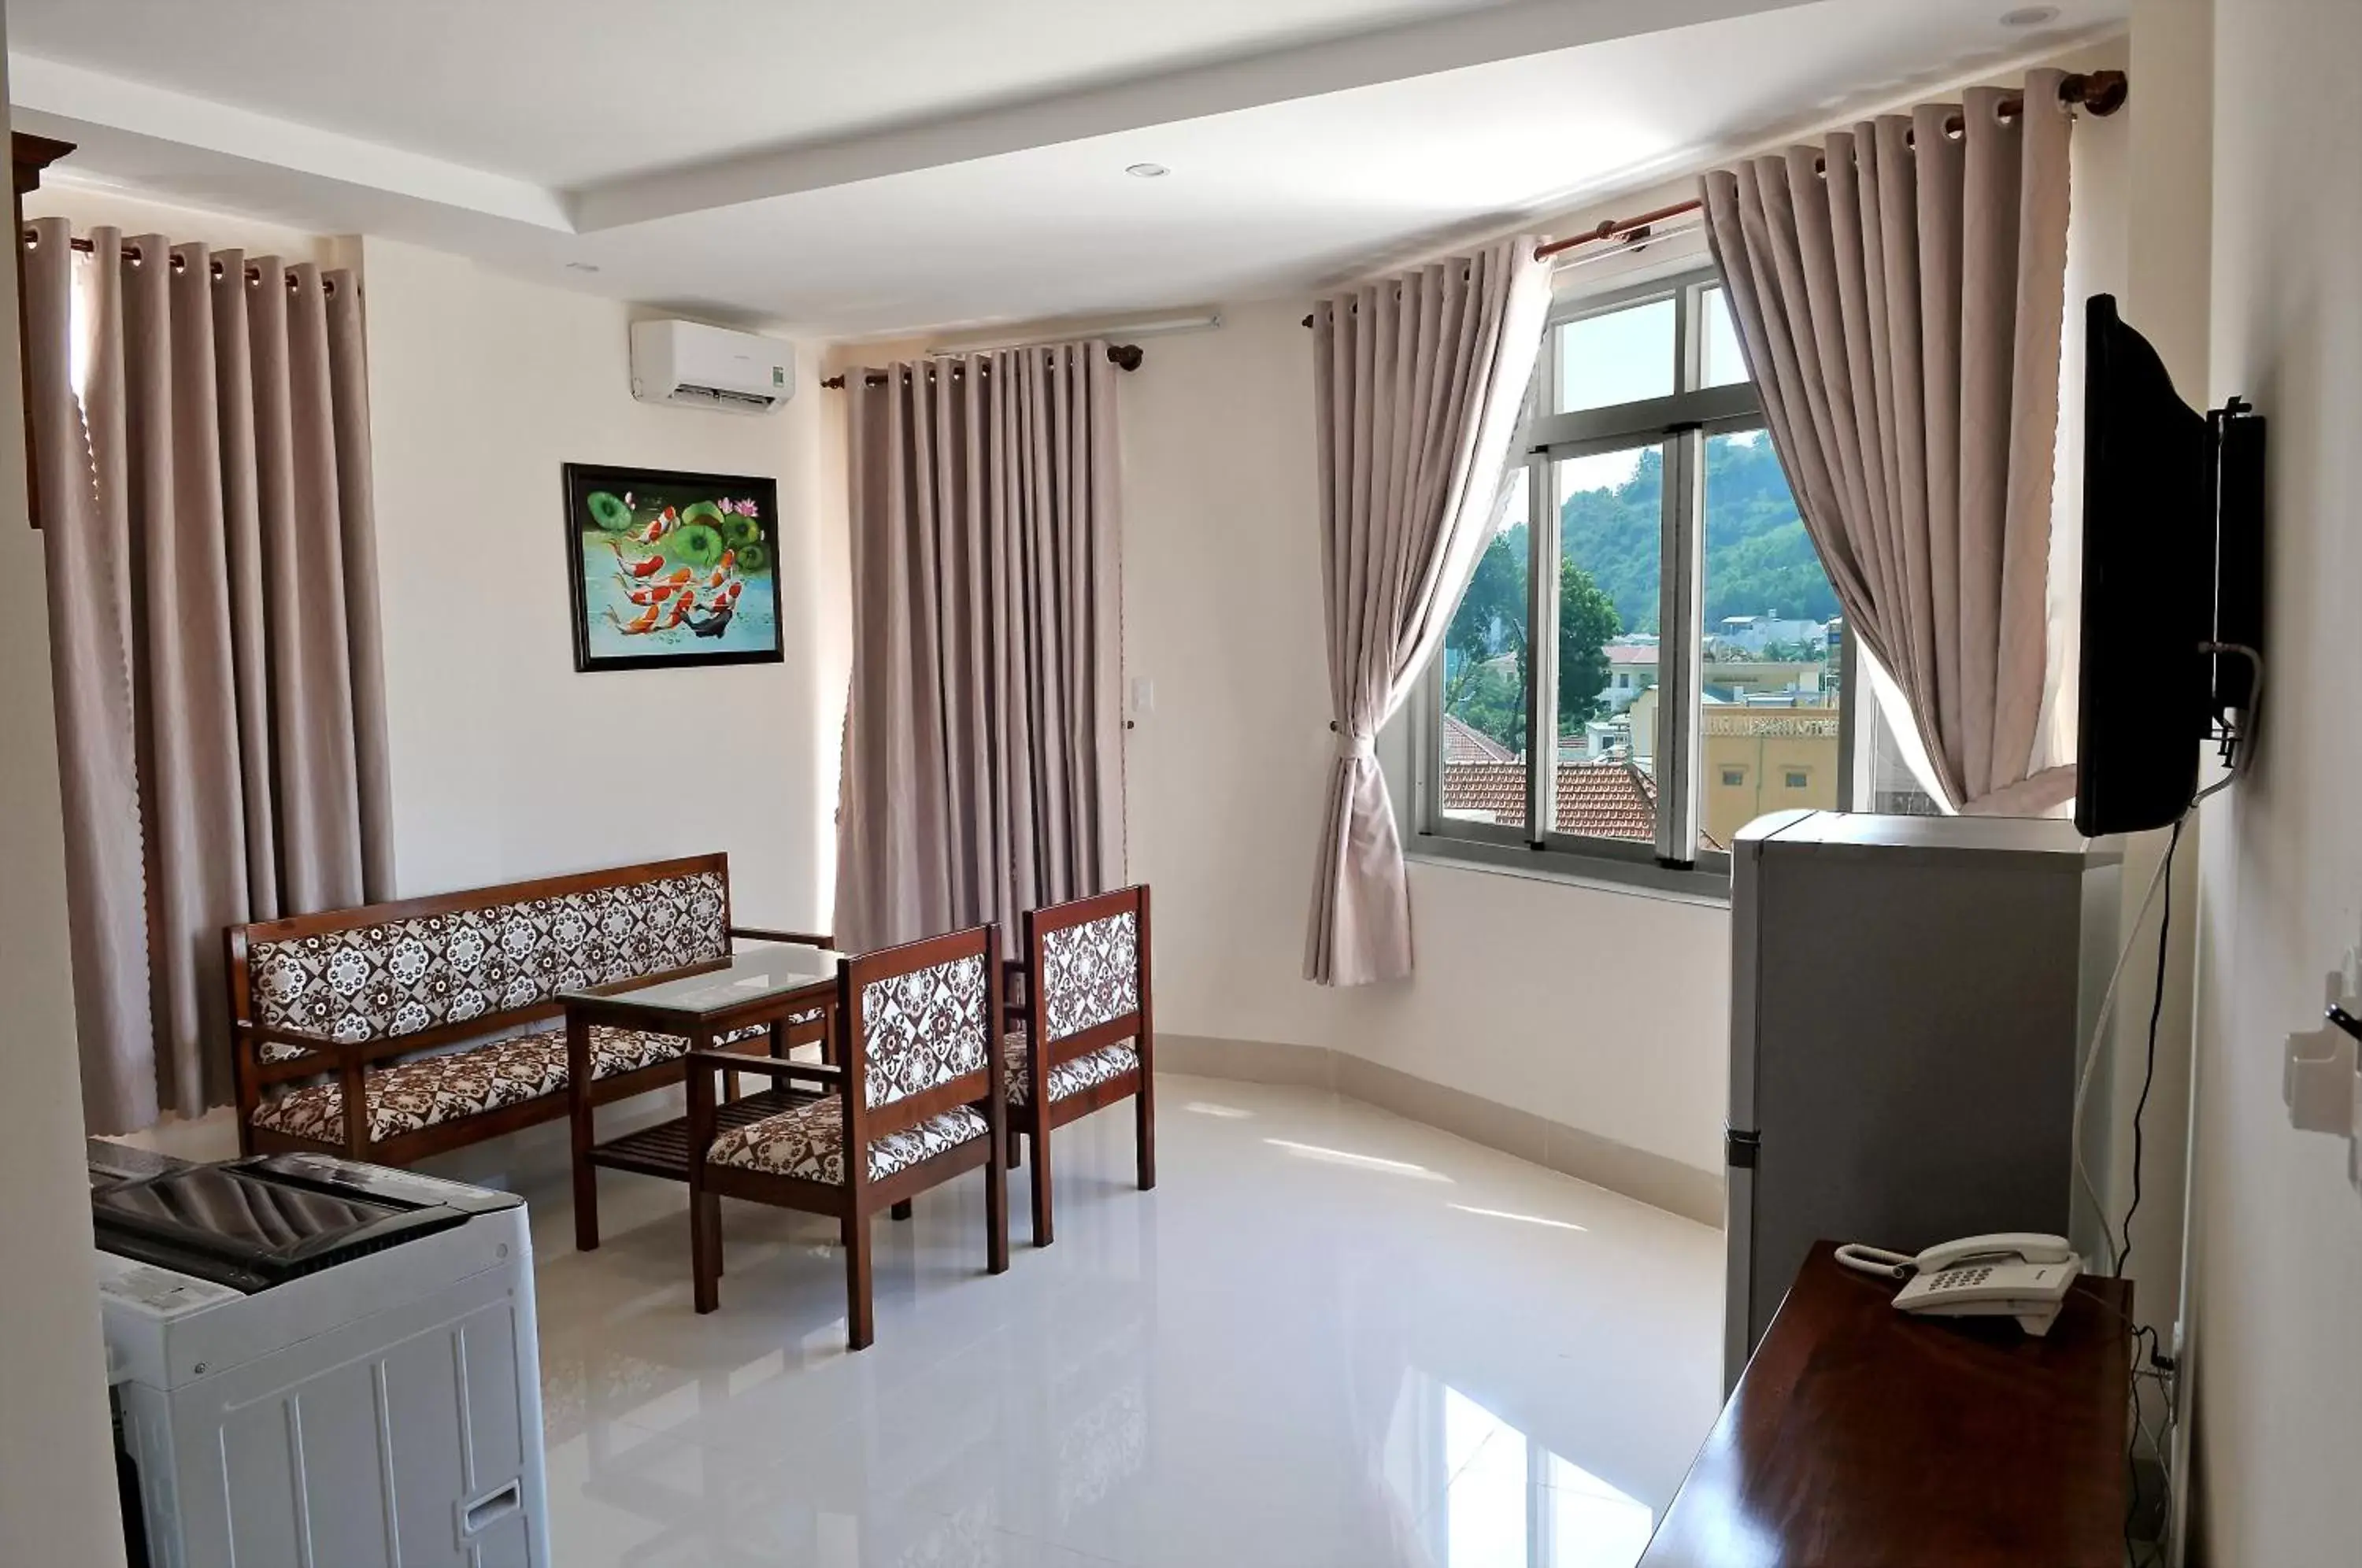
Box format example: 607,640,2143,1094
2074,295,2212,838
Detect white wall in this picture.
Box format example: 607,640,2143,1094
0,31,134,1566
359,239,846,925
1120,299,1731,1178
2189,0,2362,1559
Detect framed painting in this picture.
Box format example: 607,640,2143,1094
562,463,783,672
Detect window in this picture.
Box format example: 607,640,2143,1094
1423,269,1849,889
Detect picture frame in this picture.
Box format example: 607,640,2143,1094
561,463,784,672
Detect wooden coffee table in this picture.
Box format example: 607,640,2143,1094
561,945,843,1251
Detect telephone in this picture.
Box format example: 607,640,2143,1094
1833,1233,2082,1337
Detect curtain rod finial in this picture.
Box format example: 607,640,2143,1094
2068,68,2129,116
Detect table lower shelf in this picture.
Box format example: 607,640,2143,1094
588,1087,822,1183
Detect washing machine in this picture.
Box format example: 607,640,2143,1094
90,1148,551,1567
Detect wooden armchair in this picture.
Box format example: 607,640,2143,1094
1003,886,1154,1246
684,924,1010,1348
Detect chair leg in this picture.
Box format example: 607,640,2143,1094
1029,1115,1053,1248
1135,1078,1157,1191
571,1122,600,1253
845,1210,875,1351
987,1130,1011,1277
890,1199,913,1221
1007,1125,1024,1169
691,1189,720,1315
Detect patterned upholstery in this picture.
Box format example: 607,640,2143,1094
1001,1029,1139,1108
1040,910,1139,1041
254,1014,812,1066
860,953,990,1110
704,1096,989,1185
250,1023,779,1145
246,871,731,1046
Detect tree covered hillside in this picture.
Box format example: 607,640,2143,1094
1561,435,1838,634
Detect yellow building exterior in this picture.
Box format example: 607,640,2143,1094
1624,689,1842,847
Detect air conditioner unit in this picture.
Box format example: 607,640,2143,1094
630,319,794,413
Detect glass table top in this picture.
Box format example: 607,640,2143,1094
561,944,843,1019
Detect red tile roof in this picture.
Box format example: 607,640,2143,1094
1553,758,1659,841
1439,758,1660,841
1441,714,1517,764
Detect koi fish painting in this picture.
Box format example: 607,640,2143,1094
563,464,783,672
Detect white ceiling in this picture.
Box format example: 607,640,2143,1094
10,0,2127,337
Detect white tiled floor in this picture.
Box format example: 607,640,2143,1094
523,1074,1724,1567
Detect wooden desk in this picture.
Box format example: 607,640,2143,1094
1641,1241,2131,1567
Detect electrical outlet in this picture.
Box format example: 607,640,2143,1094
2285,1021,2354,1134
2285,967,2359,1138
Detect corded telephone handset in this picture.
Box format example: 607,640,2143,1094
1833,1233,2082,1336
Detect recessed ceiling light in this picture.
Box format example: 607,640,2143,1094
1125,162,1169,179
565,261,602,273
2000,5,2060,24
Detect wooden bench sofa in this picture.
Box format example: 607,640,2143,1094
228,853,827,1165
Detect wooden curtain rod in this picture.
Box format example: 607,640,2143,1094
23,229,339,294
1527,68,2127,262
821,341,1144,389
1301,66,2133,329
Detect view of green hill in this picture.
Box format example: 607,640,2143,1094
1562,434,1838,634
1443,435,1838,753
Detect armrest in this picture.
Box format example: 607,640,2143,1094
233,1019,364,1060
683,1051,845,1082
730,925,835,949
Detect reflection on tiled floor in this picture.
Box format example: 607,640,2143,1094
527,1074,1723,1567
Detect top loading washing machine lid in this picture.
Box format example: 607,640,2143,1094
91,1155,492,1293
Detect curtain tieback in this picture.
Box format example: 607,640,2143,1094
1335,730,1376,763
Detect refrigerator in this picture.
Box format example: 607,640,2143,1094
1725,810,2118,1389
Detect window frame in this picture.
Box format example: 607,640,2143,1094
1412,267,1854,897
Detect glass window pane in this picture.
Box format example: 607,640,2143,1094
1699,429,1843,849
1438,466,1531,829
1552,444,1663,841
1699,285,1749,388
1866,690,1945,815
1557,298,1675,413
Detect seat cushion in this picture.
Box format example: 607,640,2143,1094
255,1012,816,1065
705,1096,990,1185
1001,1030,1140,1109
248,1020,811,1144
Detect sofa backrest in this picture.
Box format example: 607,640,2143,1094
231,855,733,1054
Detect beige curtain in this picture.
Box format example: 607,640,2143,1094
835,342,1124,955
1304,239,1551,986
1701,72,2077,814
23,222,393,1130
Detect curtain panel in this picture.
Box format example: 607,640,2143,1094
1701,71,2078,814
834,342,1125,955
1303,238,1551,986
23,222,394,1130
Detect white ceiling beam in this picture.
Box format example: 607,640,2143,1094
568,0,1818,231
10,54,572,231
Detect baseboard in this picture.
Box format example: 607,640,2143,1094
1155,1034,1725,1227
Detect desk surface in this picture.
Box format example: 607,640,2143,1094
1641,1241,2131,1567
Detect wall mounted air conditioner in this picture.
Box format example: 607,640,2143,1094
630,319,794,412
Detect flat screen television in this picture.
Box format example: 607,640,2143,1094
2074,294,2264,837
